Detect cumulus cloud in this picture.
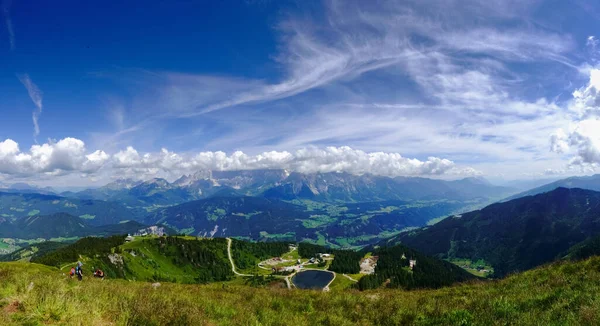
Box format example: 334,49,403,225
570,69,600,118
0,138,480,181
550,129,569,154
552,69,600,170
17,74,43,139
0,138,109,176
111,146,475,178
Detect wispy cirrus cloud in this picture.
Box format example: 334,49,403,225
17,74,43,141
103,0,575,125
54,0,600,182
1,0,14,50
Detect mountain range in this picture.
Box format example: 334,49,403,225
0,170,522,247
62,170,517,206
11,169,600,257
0,213,148,239
0,182,56,195
504,174,600,201
0,192,141,226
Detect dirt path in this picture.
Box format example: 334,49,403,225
323,271,336,292
257,264,271,270
342,274,358,282
284,275,294,289
226,238,252,277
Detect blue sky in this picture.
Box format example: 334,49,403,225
1,0,600,187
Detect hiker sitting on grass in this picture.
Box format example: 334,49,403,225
75,262,83,281
69,267,76,279
93,269,105,280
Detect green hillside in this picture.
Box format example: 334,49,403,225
394,187,600,277
32,236,234,284
1,255,600,325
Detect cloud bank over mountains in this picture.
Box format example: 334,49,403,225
0,138,479,182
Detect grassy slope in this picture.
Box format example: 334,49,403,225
55,237,231,284
1,257,600,325
118,237,200,283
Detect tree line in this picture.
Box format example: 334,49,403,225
230,239,290,271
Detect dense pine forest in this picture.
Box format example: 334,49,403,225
358,244,475,290
230,239,290,270
328,250,361,274
298,242,330,258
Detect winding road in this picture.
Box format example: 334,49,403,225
226,238,252,277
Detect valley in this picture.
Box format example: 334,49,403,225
0,171,518,253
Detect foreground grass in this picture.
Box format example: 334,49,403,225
1,257,600,325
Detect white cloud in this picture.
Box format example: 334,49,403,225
17,74,44,139
0,138,481,181
570,69,600,118
563,119,600,165
552,69,600,169
0,138,109,176
550,129,570,154
111,145,477,178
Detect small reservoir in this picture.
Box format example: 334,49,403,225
292,270,334,290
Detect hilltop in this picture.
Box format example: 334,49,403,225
1,255,600,325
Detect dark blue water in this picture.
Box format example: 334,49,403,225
292,270,334,290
